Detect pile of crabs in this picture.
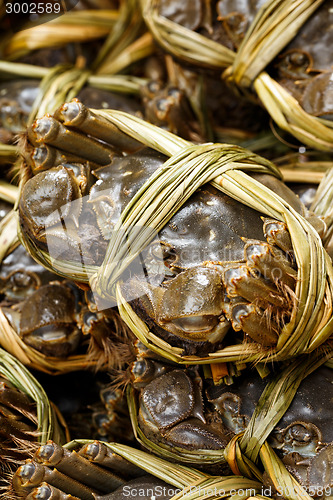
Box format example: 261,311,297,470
0,1,332,500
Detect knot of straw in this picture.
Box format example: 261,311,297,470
224,433,262,480
220,0,324,90
140,0,333,151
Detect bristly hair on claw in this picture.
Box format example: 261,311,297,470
86,309,135,372
0,436,40,500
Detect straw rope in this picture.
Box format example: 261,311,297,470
0,347,67,444
140,0,333,151
65,439,264,500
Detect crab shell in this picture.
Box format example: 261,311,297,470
3,282,82,357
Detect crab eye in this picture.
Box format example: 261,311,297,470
286,423,313,443
288,51,309,67
167,87,181,99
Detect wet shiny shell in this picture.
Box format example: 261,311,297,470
19,283,77,335
207,365,333,446
91,151,303,268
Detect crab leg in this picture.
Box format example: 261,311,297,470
30,145,99,174
78,442,143,478
55,99,141,153
35,441,125,493
223,265,286,308
27,116,114,165
0,379,36,417
0,411,35,438
12,460,96,500
227,299,279,346
26,483,79,500
244,240,297,290
263,219,294,256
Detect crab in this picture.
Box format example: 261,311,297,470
151,0,333,122
272,0,333,120
127,349,235,466
127,350,333,494
1,281,84,357
10,440,177,500
0,243,64,302
17,99,330,355
0,243,132,362
34,368,135,445
207,364,333,497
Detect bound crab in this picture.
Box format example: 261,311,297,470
141,0,333,151
126,346,333,496
0,241,133,371
17,100,333,362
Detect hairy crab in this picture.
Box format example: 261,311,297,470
127,349,333,494
17,100,332,359
154,0,333,120
2,281,83,357
142,0,333,152
0,241,132,367
272,0,333,120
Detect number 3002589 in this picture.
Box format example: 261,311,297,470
5,2,61,14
